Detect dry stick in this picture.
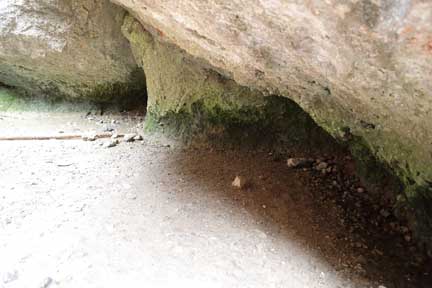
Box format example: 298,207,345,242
0,133,120,141
0,114,23,119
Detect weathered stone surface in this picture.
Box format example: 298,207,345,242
0,0,144,100
122,15,336,152
114,0,432,241
121,14,264,117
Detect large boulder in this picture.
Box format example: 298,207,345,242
0,0,144,101
113,0,432,242
121,15,336,150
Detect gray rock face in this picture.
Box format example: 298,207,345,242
0,0,143,100
113,0,432,172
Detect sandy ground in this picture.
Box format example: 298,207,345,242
0,111,431,288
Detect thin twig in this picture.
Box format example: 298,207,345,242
0,133,120,141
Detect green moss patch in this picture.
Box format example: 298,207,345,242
0,88,24,111
0,87,94,112
146,95,339,155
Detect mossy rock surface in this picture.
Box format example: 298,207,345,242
146,96,338,155
122,14,337,152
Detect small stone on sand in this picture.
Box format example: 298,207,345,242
232,176,248,189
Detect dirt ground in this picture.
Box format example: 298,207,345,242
0,111,431,288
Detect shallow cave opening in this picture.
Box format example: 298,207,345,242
98,68,148,116
0,81,12,89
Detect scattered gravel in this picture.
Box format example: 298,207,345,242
287,158,314,169
123,133,137,142
102,139,119,148
81,132,97,141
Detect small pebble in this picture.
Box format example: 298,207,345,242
319,272,325,279
380,209,390,218
232,176,248,189
103,126,115,132
126,192,137,200
400,226,409,234
103,139,119,148
287,158,313,169
133,134,143,141
315,162,328,171
82,132,97,141
39,277,53,288
123,133,137,142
